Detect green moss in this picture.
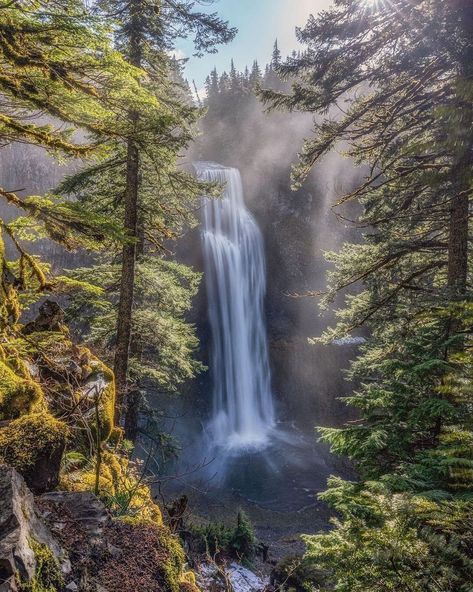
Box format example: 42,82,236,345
0,230,21,329
0,412,68,474
156,529,185,592
87,359,115,442
0,358,43,420
10,331,115,444
18,538,64,592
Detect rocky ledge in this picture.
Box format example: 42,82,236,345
0,465,198,592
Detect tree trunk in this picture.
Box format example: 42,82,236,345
113,0,142,422
447,4,473,295
124,214,145,441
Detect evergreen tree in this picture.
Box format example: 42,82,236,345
0,0,152,328
262,1,473,589
249,60,263,88
61,0,234,438
271,39,282,68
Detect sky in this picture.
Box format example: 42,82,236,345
178,0,334,93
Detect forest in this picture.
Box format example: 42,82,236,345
0,1,472,591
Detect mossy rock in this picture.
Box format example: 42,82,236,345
17,538,64,592
0,358,44,420
0,412,69,493
179,583,200,592
179,571,199,592
84,359,115,442
16,331,116,445
61,450,163,525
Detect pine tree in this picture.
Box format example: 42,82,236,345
271,39,281,68
262,1,473,589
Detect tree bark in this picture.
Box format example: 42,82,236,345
124,213,145,440
447,4,473,296
113,0,142,422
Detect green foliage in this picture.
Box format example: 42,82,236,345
304,481,473,592
0,357,43,420
0,0,162,320
271,554,326,592
262,1,473,590
66,257,203,393
188,510,257,562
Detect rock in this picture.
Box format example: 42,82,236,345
40,492,110,539
0,465,64,591
227,563,269,592
22,300,65,335
65,581,78,591
0,413,68,494
197,562,269,592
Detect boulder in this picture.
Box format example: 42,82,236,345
0,413,68,494
0,466,64,591
22,300,65,335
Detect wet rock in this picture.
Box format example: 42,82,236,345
227,563,269,592
0,466,64,591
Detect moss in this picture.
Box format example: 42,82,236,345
156,528,185,592
0,230,21,328
179,583,200,592
18,538,64,592
0,358,44,420
87,359,115,442
0,412,68,475
179,571,199,592
61,449,163,525
13,332,115,444
108,426,125,447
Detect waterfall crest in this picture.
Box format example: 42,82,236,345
196,162,275,450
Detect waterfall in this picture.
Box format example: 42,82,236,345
196,162,275,450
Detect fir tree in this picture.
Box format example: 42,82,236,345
249,60,263,88
61,0,234,438
0,0,152,328
262,1,473,589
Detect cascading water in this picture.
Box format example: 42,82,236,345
195,162,275,451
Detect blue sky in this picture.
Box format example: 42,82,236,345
178,0,333,93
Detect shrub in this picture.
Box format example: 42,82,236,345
188,510,256,562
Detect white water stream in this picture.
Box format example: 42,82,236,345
196,163,275,450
